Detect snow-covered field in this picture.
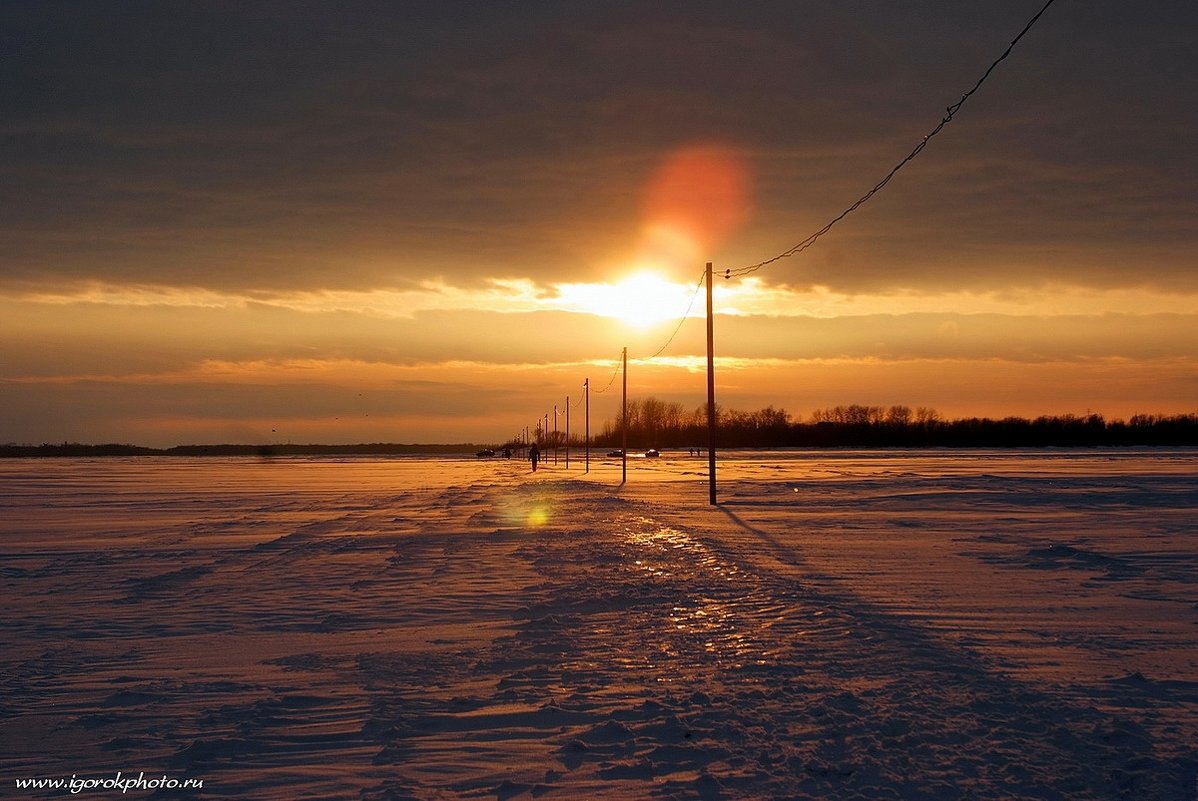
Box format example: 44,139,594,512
1,450,1195,799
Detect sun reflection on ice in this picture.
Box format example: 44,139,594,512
619,517,766,666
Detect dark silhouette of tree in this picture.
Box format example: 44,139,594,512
592,398,1198,449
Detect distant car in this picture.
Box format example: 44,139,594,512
476,449,496,458
645,449,661,458
607,449,624,457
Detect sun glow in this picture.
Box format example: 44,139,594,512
556,271,697,328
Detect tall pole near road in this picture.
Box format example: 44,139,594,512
621,346,628,486
706,261,717,505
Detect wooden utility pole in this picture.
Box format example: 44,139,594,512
565,396,570,469
584,378,590,473
706,261,717,505
553,404,558,465
621,347,628,485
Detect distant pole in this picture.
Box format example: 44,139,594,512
553,404,558,465
621,346,628,486
584,378,590,473
565,396,570,469
706,261,717,505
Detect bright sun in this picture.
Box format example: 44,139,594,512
584,271,695,328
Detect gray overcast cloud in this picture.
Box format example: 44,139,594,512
3,1,1195,293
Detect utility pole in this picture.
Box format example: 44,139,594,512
565,396,570,469
584,378,590,473
706,261,717,505
621,346,628,486
553,404,558,465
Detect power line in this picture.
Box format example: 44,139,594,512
644,268,707,361
590,351,624,394
727,0,1059,279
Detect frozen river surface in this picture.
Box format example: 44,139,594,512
1,450,1195,799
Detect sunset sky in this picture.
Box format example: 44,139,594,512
3,1,1196,447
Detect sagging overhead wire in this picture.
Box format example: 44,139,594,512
726,0,1059,280
589,351,624,394
644,268,707,361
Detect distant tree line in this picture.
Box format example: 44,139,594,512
6,406,1198,457
591,399,1198,448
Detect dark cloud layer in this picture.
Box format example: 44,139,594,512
3,1,1196,293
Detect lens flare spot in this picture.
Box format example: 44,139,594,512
526,505,549,527
641,144,752,266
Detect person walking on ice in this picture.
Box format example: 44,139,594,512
529,442,541,472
